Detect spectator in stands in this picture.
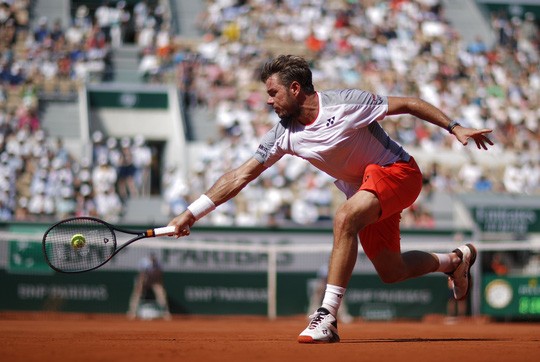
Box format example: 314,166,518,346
33,16,49,44
105,136,121,168
65,18,84,46
523,159,540,195
95,186,122,222
521,12,538,41
55,186,76,219
458,159,483,191
49,18,64,44
503,158,526,194
75,183,98,217
17,105,39,131
138,46,159,81
0,198,11,220
13,196,29,220
92,156,117,195
95,1,114,42
117,137,138,200
27,182,54,219
163,166,188,217
133,0,150,35
74,4,92,32
110,1,131,47
91,131,107,164
131,134,152,196
490,252,509,276
474,173,494,192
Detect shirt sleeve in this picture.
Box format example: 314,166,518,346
339,89,388,127
253,120,287,167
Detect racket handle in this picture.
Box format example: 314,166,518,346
151,226,177,236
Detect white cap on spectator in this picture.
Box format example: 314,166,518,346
80,183,92,196
61,186,73,198
92,131,103,143
106,137,117,149
19,197,28,208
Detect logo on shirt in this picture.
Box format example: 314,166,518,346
326,116,335,127
256,145,269,158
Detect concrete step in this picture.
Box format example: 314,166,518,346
41,100,80,138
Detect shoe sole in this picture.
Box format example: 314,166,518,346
458,243,477,301
297,335,340,344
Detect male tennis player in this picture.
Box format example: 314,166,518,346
168,55,494,343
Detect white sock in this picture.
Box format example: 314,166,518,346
434,253,453,273
321,284,346,316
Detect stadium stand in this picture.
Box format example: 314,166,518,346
0,0,539,229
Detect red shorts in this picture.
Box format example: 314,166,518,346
358,157,423,260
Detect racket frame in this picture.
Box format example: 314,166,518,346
42,216,176,273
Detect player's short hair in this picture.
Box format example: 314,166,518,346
260,55,315,93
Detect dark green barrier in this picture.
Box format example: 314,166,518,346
345,275,448,320
0,269,135,313
482,274,540,320
1,268,449,318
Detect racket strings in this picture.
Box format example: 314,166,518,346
43,218,116,272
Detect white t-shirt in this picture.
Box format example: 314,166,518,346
254,89,410,198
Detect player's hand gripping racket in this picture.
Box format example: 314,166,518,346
42,216,176,273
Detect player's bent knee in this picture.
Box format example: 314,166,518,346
374,263,407,284
378,272,404,284
333,209,362,236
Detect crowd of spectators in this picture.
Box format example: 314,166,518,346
0,108,153,222
1,0,539,228
155,0,540,226
0,0,158,222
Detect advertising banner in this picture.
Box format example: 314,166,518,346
482,274,540,320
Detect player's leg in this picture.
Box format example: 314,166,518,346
319,159,424,314
363,212,476,301
327,189,381,287
361,214,443,283
298,190,380,344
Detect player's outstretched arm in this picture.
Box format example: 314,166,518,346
168,157,266,237
386,96,494,150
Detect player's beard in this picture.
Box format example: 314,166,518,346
276,106,300,120
275,94,301,120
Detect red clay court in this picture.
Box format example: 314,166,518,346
1,312,539,362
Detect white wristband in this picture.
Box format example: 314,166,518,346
187,194,216,220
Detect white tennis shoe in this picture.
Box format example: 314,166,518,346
447,243,477,300
298,308,340,343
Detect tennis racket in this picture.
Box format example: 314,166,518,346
42,216,176,273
